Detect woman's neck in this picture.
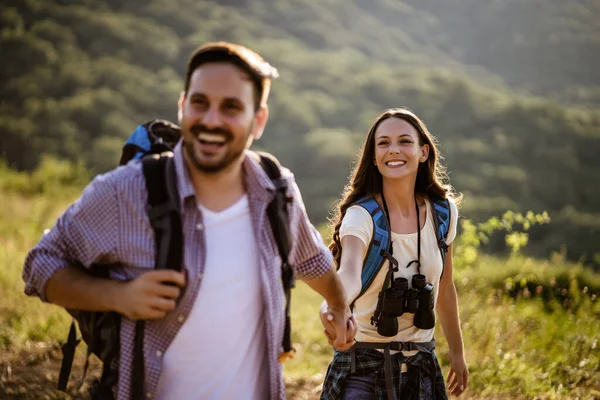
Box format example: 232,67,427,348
381,177,418,217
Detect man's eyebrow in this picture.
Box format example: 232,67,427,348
187,93,243,103
222,97,244,103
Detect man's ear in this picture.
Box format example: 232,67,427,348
253,106,269,140
177,91,185,124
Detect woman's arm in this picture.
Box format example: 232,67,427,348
320,235,365,348
436,245,469,396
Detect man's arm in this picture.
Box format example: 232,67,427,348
303,268,356,350
22,170,185,320
284,178,357,348
47,266,185,320
318,234,364,349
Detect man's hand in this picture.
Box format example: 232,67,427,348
116,270,186,320
319,303,357,350
303,269,356,349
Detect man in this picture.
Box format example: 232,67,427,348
22,42,356,400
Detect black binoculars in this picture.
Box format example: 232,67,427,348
373,274,435,337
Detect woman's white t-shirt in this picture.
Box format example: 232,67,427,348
340,198,458,352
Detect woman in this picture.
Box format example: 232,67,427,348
320,108,468,399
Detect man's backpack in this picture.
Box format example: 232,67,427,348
349,196,452,308
57,121,296,399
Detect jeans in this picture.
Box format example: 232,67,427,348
341,372,377,400
341,371,435,400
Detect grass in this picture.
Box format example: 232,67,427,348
1,166,599,399
285,270,600,399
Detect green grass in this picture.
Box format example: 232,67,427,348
286,262,600,399
1,166,599,399
0,190,75,350
284,250,600,399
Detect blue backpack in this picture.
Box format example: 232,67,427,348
350,196,451,306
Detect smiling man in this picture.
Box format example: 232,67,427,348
22,42,356,400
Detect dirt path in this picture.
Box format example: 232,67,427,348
0,342,323,399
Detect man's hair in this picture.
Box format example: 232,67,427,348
184,42,279,111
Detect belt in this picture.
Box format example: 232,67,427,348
351,339,436,400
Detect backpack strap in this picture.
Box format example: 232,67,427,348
130,153,183,400
256,151,296,362
430,197,451,277
349,197,392,310
57,320,81,391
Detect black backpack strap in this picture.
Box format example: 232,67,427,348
57,320,81,391
130,153,183,400
257,152,296,362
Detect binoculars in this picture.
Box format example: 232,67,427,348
372,274,435,337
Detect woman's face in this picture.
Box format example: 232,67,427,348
373,117,429,181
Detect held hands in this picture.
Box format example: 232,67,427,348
319,302,357,351
447,352,469,397
116,270,186,320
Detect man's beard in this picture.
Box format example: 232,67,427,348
183,123,252,174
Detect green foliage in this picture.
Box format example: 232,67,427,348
455,210,551,269
0,157,89,196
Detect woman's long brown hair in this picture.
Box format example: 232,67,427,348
329,107,460,266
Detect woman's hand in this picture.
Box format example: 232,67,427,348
447,352,468,397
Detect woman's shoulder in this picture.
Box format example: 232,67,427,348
340,204,374,246
426,194,460,243
343,204,373,225
426,195,459,217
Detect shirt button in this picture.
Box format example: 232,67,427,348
146,392,153,399
177,315,185,323
156,350,163,357
196,223,204,231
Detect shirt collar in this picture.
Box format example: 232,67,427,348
173,141,196,207
242,150,277,199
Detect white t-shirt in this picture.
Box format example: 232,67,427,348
154,195,269,400
340,198,458,353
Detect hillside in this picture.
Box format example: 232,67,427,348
1,0,600,262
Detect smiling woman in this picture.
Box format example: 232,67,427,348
320,108,469,400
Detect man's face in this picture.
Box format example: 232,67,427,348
179,63,266,174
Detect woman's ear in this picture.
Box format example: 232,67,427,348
420,143,430,163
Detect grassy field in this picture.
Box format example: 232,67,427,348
1,162,599,399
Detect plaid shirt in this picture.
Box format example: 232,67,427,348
23,142,333,400
321,348,448,400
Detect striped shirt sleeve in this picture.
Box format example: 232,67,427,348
286,178,333,280
22,172,120,301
